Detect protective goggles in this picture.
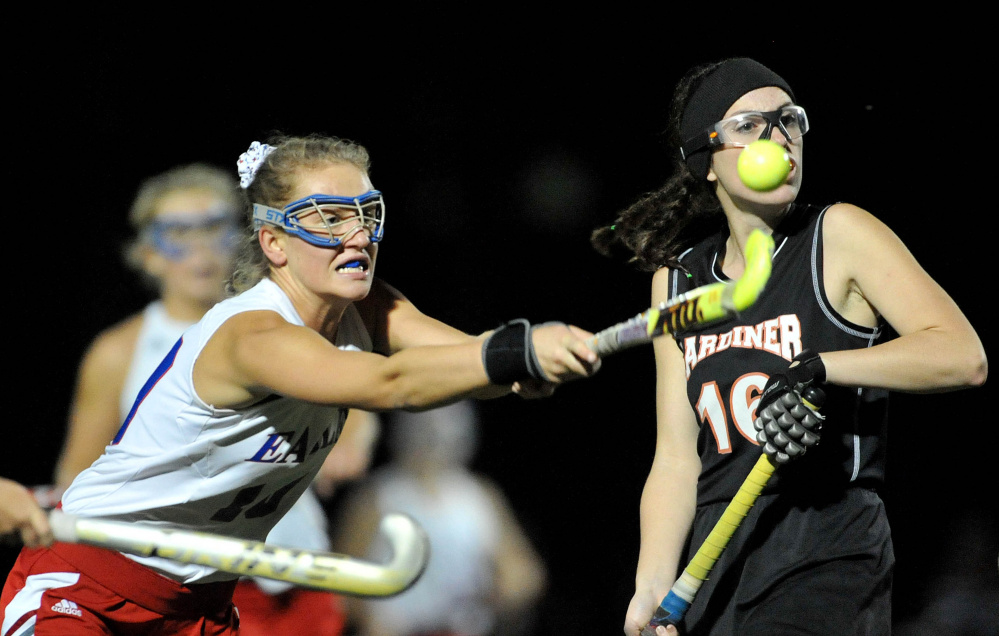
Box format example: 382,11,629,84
146,211,241,260
252,190,385,248
680,105,809,160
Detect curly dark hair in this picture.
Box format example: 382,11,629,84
591,61,726,272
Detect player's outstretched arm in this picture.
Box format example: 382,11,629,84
354,279,599,399
192,309,599,413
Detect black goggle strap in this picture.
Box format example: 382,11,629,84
680,130,722,161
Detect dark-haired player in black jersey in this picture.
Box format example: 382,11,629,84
592,58,987,636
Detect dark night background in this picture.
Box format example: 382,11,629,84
3,17,995,635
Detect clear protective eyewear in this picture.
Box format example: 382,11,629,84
147,210,241,260
680,105,809,160
252,190,385,248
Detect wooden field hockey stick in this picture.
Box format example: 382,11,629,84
48,509,429,597
587,230,774,356
641,387,826,635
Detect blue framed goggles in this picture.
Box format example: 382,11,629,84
252,190,385,248
146,210,241,260
681,105,809,160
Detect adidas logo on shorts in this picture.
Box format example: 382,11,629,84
51,599,83,617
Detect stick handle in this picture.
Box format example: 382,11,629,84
642,387,825,634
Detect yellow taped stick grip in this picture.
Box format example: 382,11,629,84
682,455,775,582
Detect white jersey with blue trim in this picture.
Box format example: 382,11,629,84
61,278,372,584
118,296,334,594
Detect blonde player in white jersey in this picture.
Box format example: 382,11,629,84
1,134,601,635
46,160,375,636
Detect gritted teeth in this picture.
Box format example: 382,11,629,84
336,259,368,272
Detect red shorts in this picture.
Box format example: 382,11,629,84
231,580,346,636
1,544,238,635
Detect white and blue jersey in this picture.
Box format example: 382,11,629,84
61,278,371,585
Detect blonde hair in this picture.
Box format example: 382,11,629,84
228,134,372,294
124,163,241,272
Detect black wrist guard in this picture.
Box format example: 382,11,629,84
482,319,548,384
758,349,825,413
785,349,826,390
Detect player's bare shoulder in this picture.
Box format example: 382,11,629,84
822,203,897,255
193,309,296,408
820,203,894,328
204,309,297,360
651,267,674,305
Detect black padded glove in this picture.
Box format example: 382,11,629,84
753,350,826,464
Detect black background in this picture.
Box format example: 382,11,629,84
3,17,995,634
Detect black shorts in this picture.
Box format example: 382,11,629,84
679,487,894,636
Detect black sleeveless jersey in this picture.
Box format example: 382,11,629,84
668,203,889,506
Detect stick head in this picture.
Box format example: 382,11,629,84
374,512,431,596
730,229,775,311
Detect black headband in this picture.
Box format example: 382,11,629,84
680,58,794,180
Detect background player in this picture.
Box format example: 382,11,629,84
591,58,987,635
53,163,243,491
334,401,547,636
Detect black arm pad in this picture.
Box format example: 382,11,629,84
482,319,546,384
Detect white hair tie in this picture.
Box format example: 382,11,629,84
237,141,275,189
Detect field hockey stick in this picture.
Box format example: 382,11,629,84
48,509,429,598
587,230,775,356
641,386,826,635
